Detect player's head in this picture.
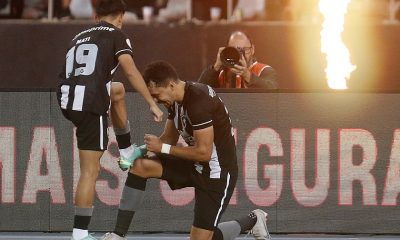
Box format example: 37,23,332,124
143,61,180,108
227,31,255,64
95,0,126,27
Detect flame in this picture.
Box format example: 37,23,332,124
319,0,356,89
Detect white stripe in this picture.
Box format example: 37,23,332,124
99,116,104,150
250,61,270,77
257,65,268,77
192,120,212,127
213,173,231,226
173,104,179,128
209,144,221,178
111,64,119,75
106,81,112,96
106,81,112,110
115,49,133,56
249,61,258,68
72,85,85,111
60,85,70,109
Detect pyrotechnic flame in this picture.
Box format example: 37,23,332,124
319,0,356,89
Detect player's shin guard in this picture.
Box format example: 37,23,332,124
113,173,147,237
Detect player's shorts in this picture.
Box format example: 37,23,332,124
61,109,108,151
157,153,238,231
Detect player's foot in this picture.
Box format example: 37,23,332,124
250,209,271,240
71,234,97,240
118,144,147,171
100,232,127,240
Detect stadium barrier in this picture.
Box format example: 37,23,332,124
1,91,400,233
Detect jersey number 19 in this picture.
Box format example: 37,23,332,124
66,43,98,79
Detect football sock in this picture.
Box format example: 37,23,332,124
213,221,241,240
114,121,131,149
114,173,147,237
235,211,258,232
72,206,93,239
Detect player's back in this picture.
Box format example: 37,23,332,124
58,21,132,115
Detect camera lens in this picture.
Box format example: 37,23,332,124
220,47,241,68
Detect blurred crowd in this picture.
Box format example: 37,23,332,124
0,0,399,23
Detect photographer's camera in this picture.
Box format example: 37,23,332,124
220,47,242,68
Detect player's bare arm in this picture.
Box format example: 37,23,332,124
144,126,214,162
118,54,163,122
159,119,180,145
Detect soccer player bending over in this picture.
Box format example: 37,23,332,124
101,61,271,240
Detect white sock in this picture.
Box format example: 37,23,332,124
120,145,134,159
72,228,88,240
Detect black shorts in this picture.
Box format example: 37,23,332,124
61,109,108,151
158,154,238,231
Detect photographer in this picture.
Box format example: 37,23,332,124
198,31,278,89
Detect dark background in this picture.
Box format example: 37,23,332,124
0,21,399,90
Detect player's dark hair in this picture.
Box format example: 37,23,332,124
143,61,179,87
95,0,126,17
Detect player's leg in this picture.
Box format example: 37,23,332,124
114,158,163,236
190,172,270,240
101,155,193,240
191,226,214,240
190,171,237,240
110,82,145,171
110,82,128,130
101,158,163,240
213,209,270,240
71,111,109,240
75,150,102,207
73,150,103,240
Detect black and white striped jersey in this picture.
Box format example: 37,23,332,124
168,82,238,179
57,21,133,115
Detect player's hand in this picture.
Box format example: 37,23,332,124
213,47,225,71
150,104,163,122
144,134,163,153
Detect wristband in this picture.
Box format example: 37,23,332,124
161,143,171,154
